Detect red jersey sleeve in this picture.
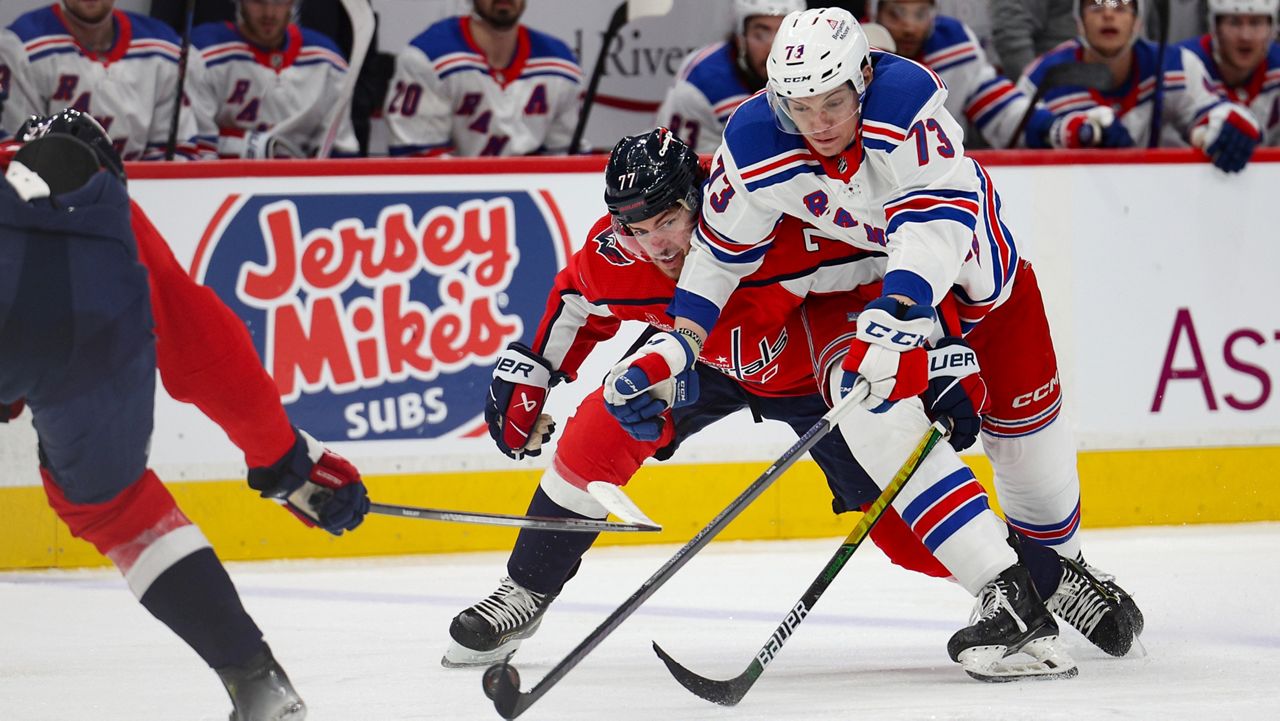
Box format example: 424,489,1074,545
130,201,296,468
528,215,630,380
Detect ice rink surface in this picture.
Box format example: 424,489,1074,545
4,523,1277,720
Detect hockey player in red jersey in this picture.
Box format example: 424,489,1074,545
441,129,1098,678
0,110,369,720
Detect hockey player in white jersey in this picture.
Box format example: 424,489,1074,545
1022,0,1261,171
0,0,206,160
189,0,359,158
1179,0,1280,146
384,0,582,157
872,0,1032,148
655,0,805,154
604,7,1143,679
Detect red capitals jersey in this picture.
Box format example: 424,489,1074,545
531,213,886,397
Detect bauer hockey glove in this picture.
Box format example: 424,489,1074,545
247,428,369,535
920,338,991,452
604,331,700,441
840,296,934,413
1194,104,1261,174
0,399,24,422
486,342,563,460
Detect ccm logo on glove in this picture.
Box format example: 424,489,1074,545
861,319,928,349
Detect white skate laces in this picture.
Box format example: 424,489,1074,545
472,578,547,633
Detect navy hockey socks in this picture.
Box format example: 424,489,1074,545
507,487,598,596
1007,528,1064,600
139,548,266,669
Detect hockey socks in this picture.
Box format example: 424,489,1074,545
506,487,599,596
140,548,266,669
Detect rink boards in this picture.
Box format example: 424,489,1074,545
2,149,1277,568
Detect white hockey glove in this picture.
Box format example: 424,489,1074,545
217,129,305,159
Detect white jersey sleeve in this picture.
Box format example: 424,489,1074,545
655,79,723,154
0,29,35,137
655,42,749,155
926,16,1029,149
1169,46,1256,145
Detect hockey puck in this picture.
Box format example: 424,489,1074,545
483,663,519,700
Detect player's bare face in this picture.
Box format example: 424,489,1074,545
474,0,526,31
1216,15,1274,75
785,85,859,157
240,0,292,48
743,16,786,78
62,0,115,25
1081,1,1137,58
877,0,937,59
622,206,695,278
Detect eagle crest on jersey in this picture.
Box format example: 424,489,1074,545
591,226,635,267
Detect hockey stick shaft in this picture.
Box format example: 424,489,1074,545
567,2,626,154
318,0,375,158
653,420,948,706
1149,0,1171,149
568,0,673,153
368,502,658,533
164,0,196,160
485,382,868,719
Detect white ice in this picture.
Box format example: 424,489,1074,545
3,523,1277,720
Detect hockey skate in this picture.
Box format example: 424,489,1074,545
216,646,306,721
1047,555,1140,656
947,564,1078,682
442,577,556,668
1079,555,1144,637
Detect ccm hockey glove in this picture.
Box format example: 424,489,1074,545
604,331,700,441
1195,104,1260,173
840,296,934,412
248,428,369,535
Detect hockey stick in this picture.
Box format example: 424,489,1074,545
652,419,949,706
1148,0,1171,148
163,0,196,160
368,502,659,533
1006,62,1112,149
567,0,674,153
317,0,375,158
481,381,869,719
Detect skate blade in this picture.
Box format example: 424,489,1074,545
959,636,1078,683
440,638,522,669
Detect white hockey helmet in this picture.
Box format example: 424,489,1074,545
1207,0,1280,26
767,7,872,98
734,0,806,35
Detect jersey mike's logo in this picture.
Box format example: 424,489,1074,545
194,191,566,442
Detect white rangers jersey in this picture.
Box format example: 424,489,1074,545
913,15,1030,149
1180,34,1280,147
0,5,203,160
385,16,582,157
655,41,759,154
673,52,1019,337
189,21,358,157
1020,38,1251,148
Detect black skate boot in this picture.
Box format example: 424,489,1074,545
947,564,1077,682
441,577,556,668
216,646,306,721
1047,556,1136,656
1078,554,1144,637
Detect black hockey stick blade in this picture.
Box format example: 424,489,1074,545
480,383,869,718
652,640,759,706
368,502,660,533
652,421,948,706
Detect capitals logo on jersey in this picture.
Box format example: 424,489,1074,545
590,226,634,267
193,191,567,441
